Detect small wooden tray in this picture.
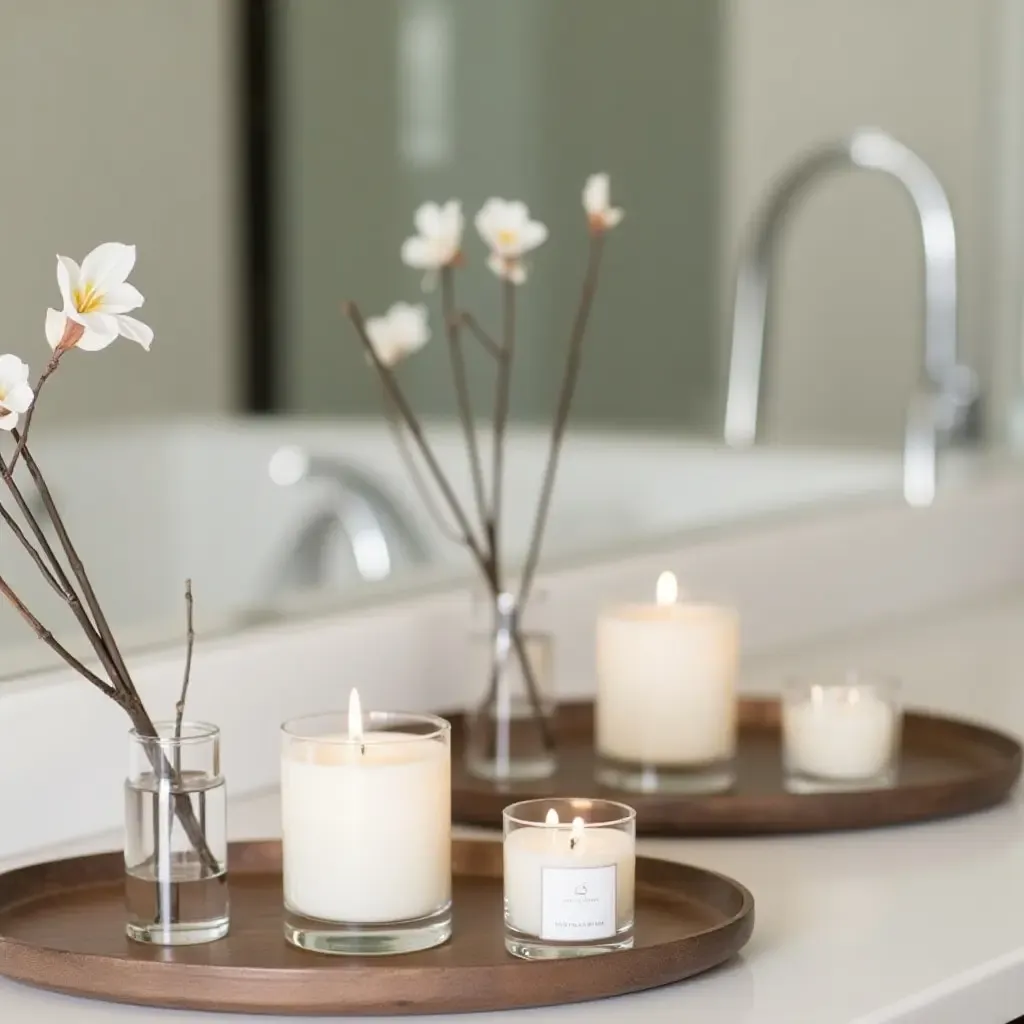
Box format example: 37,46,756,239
450,699,1022,835
0,839,753,1016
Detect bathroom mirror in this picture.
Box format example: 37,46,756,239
0,0,1020,679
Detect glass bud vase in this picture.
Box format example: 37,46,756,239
465,589,557,781
124,721,229,945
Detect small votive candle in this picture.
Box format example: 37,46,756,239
280,690,452,955
782,674,902,792
502,798,636,960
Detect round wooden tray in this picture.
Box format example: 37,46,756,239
0,839,753,1016
450,699,1022,835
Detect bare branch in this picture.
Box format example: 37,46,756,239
344,302,491,576
489,280,517,586
0,497,65,598
6,334,74,475
441,267,489,543
459,313,503,360
0,574,114,696
13,432,137,696
0,450,125,691
174,579,195,739
518,232,606,605
380,385,465,546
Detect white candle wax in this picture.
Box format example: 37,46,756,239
783,687,898,780
281,721,450,924
504,818,635,940
597,577,738,765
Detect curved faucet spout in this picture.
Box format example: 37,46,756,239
723,128,977,506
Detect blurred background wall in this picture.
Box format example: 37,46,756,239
0,0,1009,449
0,0,238,424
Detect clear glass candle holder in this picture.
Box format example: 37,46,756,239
503,797,636,960
595,599,739,794
124,721,229,945
281,707,452,955
782,673,902,793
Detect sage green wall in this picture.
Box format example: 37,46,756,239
278,0,722,432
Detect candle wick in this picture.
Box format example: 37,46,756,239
569,837,577,850
360,743,365,755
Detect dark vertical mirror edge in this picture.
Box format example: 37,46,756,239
240,0,277,413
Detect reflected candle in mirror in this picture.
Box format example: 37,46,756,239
595,572,739,793
782,676,901,791
280,690,452,954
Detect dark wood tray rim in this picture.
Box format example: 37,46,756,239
449,698,1023,836
0,839,755,1015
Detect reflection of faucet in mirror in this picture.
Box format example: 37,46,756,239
724,128,980,507
268,446,431,587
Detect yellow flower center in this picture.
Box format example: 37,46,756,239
73,282,104,314
496,228,518,248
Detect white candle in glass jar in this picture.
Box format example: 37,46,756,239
783,685,898,780
281,690,451,923
504,811,635,940
596,572,739,765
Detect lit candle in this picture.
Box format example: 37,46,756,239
503,800,635,947
280,690,451,926
596,572,738,780
783,682,900,783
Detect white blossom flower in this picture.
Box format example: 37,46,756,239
474,199,548,284
364,302,430,366
45,242,153,353
400,200,464,277
583,173,623,231
0,355,34,431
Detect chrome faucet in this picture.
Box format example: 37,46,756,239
268,446,431,586
723,128,979,507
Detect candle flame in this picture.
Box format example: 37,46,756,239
655,570,679,606
545,808,559,826
570,816,586,850
348,687,364,741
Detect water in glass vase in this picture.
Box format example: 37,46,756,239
124,770,229,944
465,591,557,781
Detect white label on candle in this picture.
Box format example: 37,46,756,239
540,864,617,940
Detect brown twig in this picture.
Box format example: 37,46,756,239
347,300,555,755
0,451,128,691
380,383,464,546
458,313,502,360
174,579,195,739
0,441,219,877
441,267,489,541
518,232,606,606
0,498,65,598
6,319,80,475
14,430,137,695
345,302,490,572
0,574,114,696
489,280,517,586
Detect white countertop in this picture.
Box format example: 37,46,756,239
4,589,1024,1023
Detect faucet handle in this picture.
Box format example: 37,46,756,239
933,363,980,441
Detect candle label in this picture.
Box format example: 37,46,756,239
540,865,616,941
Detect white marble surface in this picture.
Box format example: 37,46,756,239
4,590,1024,1023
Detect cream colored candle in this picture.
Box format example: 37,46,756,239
596,572,738,765
504,810,635,940
784,685,898,780
281,691,451,924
